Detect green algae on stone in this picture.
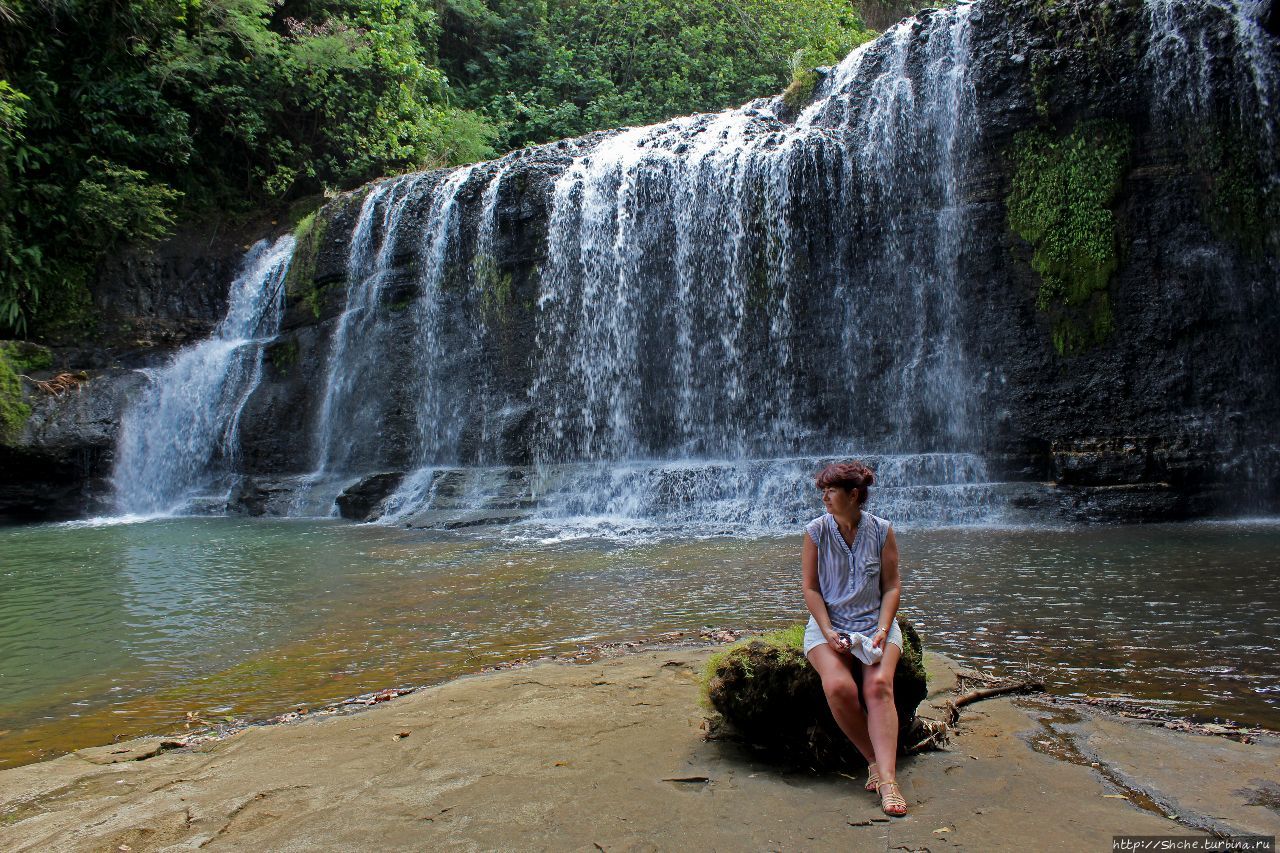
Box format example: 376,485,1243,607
1007,118,1132,354
286,205,333,319
0,340,52,374
0,345,31,443
472,253,514,323
268,337,300,373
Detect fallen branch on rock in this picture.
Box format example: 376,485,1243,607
21,371,88,396
900,679,1045,753
941,680,1046,726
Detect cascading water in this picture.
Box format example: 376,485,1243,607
533,5,980,464
117,5,1008,530
378,162,511,521
1144,0,1277,153
107,0,1278,532
308,173,429,477
112,236,295,516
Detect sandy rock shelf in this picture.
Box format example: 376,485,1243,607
1,649,1276,851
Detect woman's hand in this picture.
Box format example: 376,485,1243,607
823,626,849,653
870,626,888,649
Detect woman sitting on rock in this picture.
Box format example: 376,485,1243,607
801,460,907,817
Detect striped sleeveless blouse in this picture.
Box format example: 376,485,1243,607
805,511,891,634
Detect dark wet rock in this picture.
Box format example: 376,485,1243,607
400,509,530,530
0,370,147,521
1262,0,1279,37
228,478,295,517
335,472,406,521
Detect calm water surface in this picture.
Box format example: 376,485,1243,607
1,517,1277,768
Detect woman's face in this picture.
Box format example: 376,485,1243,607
822,485,859,515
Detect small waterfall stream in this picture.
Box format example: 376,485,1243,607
112,236,295,515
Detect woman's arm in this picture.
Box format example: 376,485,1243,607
873,526,901,649
802,533,847,651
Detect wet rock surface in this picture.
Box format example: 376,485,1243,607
0,370,147,522
334,472,406,521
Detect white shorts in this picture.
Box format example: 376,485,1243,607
803,615,903,657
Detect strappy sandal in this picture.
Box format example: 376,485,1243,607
877,780,908,817
864,762,880,792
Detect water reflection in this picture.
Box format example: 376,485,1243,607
0,517,1277,769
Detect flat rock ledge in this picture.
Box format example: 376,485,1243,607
1,649,1276,851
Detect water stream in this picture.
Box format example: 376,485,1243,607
2,518,1276,770
112,237,295,516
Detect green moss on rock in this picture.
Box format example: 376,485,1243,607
285,205,333,319
0,340,53,373
701,618,928,770
0,345,31,442
781,67,820,113
268,338,300,373
1007,118,1132,354
472,253,514,323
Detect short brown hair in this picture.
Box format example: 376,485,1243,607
815,460,875,506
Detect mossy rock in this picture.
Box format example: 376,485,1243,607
0,343,34,443
701,618,928,770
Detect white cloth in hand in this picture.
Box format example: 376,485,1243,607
839,630,884,665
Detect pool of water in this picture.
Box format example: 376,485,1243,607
1,516,1277,769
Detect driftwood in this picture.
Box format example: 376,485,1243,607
941,680,1046,726
21,371,87,396
893,680,1045,753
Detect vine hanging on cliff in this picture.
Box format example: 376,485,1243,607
1007,119,1132,355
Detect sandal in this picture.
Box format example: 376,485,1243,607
864,762,880,792
877,780,908,817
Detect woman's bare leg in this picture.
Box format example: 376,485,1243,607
807,643,876,763
861,641,902,781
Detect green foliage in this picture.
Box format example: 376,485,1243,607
74,158,182,248
0,0,498,336
781,50,821,113
2,0,875,339
438,0,875,149
286,208,330,318
0,345,30,442
1007,119,1132,354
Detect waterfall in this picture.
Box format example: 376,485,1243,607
532,4,980,462
106,0,1278,530
376,4,997,529
378,162,512,522
180,4,1004,528
308,173,430,478
112,236,295,516
1143,0,1278,155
